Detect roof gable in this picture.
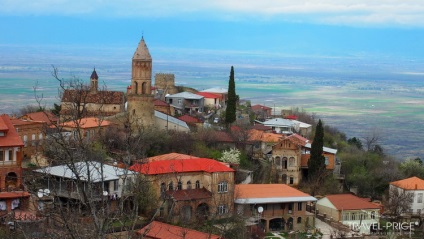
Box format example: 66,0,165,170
137,221,221,239
0,114,24,147
390,176,424,190
322,194,381,210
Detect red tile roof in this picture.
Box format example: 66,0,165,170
154,99,169,107
10,118,44,126
60,117,112,129
248,129,282,142
235,184,312,199
251,104,272,111
62,89,124,105
130,158,234,175
178,115,201,123
165,188,212,201
21,111,57,125
136,221,221,239
196,92,222,99
390,176,424,190
324,194,381,210
211,131,234,142
141,153,199,162
0,115,24,147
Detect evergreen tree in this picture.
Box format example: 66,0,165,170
308,119,325,180
225,66,236,125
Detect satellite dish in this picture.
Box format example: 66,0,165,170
103,191,108,196
258,206,263,213
37,189,44,198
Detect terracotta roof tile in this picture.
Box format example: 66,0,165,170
324,194,381,210
235,184,312,199
178,115,201,123
0,114,24,147
196,92,222,99
390,176,424,190
140,153,199,162
60,117,112,129
165,188,212,201
137,221,221,239
130,158,234,175
62,89,124,105
20,111,58,125
248,129,281,142
251,104,272,111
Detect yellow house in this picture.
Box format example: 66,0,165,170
130,155,235,223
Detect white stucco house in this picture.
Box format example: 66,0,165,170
390,176,424,215
316,194,381,234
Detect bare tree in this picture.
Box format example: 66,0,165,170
362,128,383,152
384,186,414,216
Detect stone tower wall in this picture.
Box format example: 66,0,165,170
155,73,178,95
127,94,155,129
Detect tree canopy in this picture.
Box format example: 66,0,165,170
225,66,236,126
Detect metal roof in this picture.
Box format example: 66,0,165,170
154,110,190,129
166,92,204,100
34,161,136,182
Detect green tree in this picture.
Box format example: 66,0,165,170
225,66,236,126
308,119,325,180
347,137,363,150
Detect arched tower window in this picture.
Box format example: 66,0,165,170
134,81,139,94
195,180,200,189
187,181,192,189
142,82,147,94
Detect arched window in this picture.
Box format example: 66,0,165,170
160,183,166,192
168,181,174,191
275,157,281,166
218,181,228,193
177,181,182,190
134,82,139,94
187,181,192,189
142,82,147,94
289,157,295,167
289,177,294,185
297,217,302,224
195,180,200,189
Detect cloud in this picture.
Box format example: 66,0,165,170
1,0,424,27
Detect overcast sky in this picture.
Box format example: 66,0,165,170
1,0,424,58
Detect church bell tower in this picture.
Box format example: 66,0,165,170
127,36,155,130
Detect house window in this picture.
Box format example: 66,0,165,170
289,157,295,167
288,203,293,212
0,150,3,161
418,193,423,203
325,156,329,165
371,211,376,219
168,182,174,191
351,213,356,220
31,134,36,146
275,157,281,166
195,180,200,189
217,205,228,215
178,99,182,104
298,202,302,211
297,217,302,224
23,135,28,147
187,181,192,189
113,180,119,191
289,177,294,185
418,209,422,215
8,150,13,161
177,181,182,190
160,183,166,192
218,181,228,193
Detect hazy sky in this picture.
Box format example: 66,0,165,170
1,0,424,58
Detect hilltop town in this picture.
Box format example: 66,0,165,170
1,37,424,239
